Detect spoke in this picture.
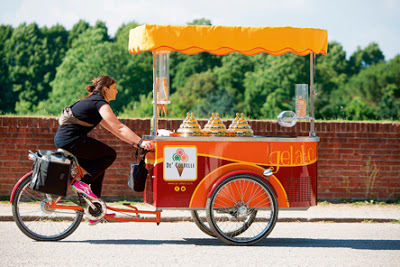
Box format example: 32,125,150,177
14,179,82,240
224,183,238,204
233,180,243,202
209,177,277,245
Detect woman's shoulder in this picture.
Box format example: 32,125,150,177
88,93,108,103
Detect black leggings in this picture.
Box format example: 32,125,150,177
59,136,116,197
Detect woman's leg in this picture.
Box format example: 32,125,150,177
61,136,116,197
86,171,105,197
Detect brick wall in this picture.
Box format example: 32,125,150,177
1,116,399,201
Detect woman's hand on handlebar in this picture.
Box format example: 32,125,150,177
140,140,154,151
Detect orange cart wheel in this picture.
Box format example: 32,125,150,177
12,174,83,241
206,174,278,246
191,210,216,237
191,209,257,238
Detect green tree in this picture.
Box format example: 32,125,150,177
338,55,400,120
195,87,235,118
314,41,349,119
169,71,218,117
4,23,56,114
378,84,400,120
170,53,222,91
0,25,13,113
169,18,221,92
348,42,385,75
243,53,308,119
41,24,69,68
187,18,212,26
114,21,140,48
213,53,254,111
343,96,376,120
94,21,111,41
113,22,153,113
40,26,125,114
67,20,91,47
120,92,153,118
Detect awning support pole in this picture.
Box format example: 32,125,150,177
152,52,158,136
310,52,315,137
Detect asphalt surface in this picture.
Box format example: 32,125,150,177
2,202,400,266
2,222,400,266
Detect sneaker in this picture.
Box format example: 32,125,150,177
71,181,98,199
88,213,116,226
88,218,102,226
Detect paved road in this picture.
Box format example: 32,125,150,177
2,221,400,266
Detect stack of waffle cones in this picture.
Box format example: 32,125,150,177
156,77,169,117
227,113,254,136
176,113,203,136
203,113,227,136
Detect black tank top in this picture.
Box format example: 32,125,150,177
54,93,108,147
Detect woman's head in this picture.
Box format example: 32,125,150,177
85,75,117,101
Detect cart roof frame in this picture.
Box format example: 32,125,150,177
129,24,328,56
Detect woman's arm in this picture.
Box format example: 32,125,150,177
99,104,153,150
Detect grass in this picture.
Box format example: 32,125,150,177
0,196,10,203
362,219,377,223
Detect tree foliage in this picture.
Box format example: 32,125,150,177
0,19,399,121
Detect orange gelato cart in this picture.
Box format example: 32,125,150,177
129,24,327,245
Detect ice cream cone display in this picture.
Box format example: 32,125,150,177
203,113,227,136
227,113,240,134
229,113,254,136
178,113,190,129
203,113,215,130
177,113,203,136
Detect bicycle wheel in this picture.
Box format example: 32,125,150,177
191,210,216,237
191,209,257,238
206,174,278,246
12,174,83,241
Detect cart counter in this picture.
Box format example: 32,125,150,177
144,136,318,209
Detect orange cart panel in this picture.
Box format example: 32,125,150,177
144,136,318,209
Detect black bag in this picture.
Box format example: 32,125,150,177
30,150,72,196
128,149,148,192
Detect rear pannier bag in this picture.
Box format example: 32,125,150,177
30,150,72,196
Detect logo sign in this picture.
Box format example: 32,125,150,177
164,146,197,181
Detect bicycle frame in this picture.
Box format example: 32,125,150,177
11,159,162,225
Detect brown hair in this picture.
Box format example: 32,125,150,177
83,75,116,99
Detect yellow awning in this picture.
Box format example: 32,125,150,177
129,24,328,56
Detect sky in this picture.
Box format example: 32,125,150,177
1,0,399,60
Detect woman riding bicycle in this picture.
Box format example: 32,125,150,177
54,75,154,204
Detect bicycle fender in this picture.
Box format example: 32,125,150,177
10,171,33,203
207,170,277,198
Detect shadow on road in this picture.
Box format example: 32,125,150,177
63,238,400,249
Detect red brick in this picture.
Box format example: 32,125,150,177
1,117,400,200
